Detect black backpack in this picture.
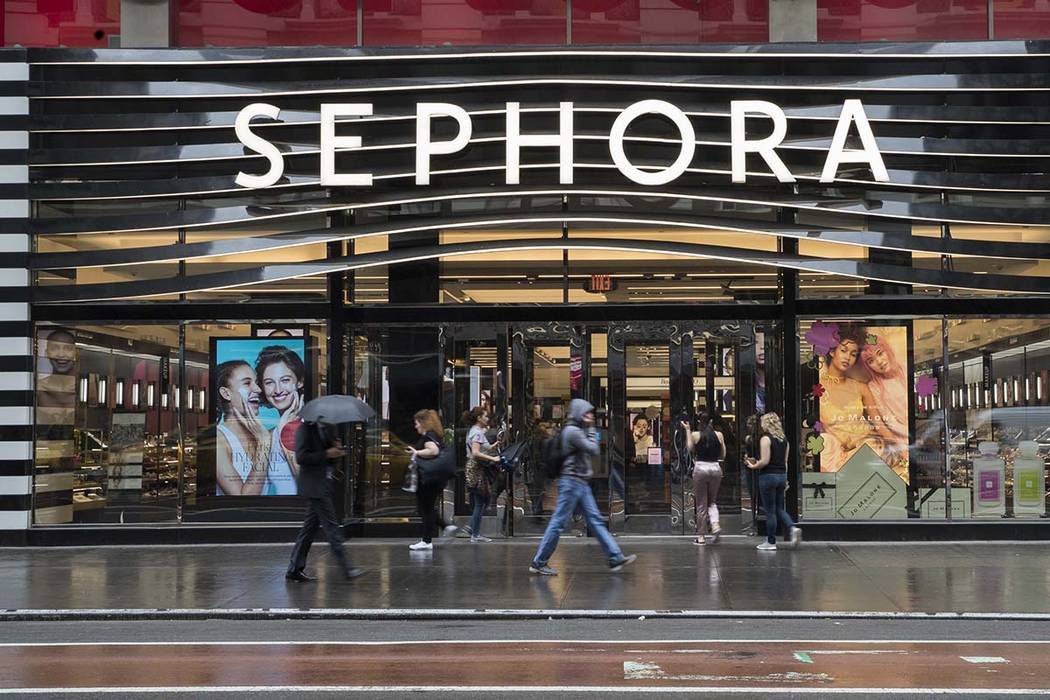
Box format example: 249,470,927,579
539,428,567,479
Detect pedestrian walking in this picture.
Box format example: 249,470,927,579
286,421,364,581
408,409,458,551
746,412,801,551
463,406,502,543
683,409,725,545
529,399,636,576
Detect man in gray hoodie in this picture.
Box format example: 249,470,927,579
529,398,637,575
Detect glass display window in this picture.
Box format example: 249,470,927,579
798,317,947,521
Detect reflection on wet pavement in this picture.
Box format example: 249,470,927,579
4,539,1050,614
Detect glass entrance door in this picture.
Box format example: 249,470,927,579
604,322,762,536
606,324,690,534
510,323,589,535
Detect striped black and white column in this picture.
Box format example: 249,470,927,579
0,52,31,532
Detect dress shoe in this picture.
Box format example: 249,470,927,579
285,570,316,582
345,567,365,580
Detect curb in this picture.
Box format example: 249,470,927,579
5,608,1050,622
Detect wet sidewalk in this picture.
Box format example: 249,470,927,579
1,536,1049,617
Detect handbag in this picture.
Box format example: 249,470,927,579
416,442,457,484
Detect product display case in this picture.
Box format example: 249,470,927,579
72,428,108,513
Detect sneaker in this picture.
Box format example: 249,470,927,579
710,527,722,544
409,540,433,551
757,542,777,551
441,525,459,539
529,563,558,576
693,537,707,546
609,554,637,572
470,535,492,543
789,527,802,548
344,567,365,580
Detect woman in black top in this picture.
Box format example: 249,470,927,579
746,412,801,551
407,409,457,551
682,410,726,545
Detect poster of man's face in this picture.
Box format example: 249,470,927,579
37,328,77,411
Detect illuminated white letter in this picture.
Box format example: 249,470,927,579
235,103,284,189
820,99,888,183
609,100,695,186
416,103,472,185
730,100,794,184
506,102,574,185
320,103,373,187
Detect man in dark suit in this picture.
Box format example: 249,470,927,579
286,421,364,581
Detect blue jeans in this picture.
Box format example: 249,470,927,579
469,487,487,536
758,472,795,544
532,476,623,567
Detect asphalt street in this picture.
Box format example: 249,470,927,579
2,617,1050,698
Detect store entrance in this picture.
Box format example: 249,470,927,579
508,322,763,537
349,320,774,537
602,323,754,535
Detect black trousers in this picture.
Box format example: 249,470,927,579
287,493,351,575
416,480,449,543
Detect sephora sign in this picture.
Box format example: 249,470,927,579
234,99,888,189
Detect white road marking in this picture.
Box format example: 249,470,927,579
624,660,662,678
799,650,910,655
623,660,833,683
961,656,1010,664
3,686,1050,695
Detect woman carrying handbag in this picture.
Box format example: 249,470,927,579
407,409,458,551
463,406,502,543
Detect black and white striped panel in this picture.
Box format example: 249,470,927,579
0,52,30,530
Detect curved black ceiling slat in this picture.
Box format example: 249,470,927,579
32,235,1050,304
32,73,1050,101
32,182,1050,236
29,207,1050,268
24,41,1050,65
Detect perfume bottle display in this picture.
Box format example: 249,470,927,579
1012,440,1046,517
972,441,1006,518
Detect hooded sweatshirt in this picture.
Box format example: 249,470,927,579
561,398,600,481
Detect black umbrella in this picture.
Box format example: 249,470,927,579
299,394,375,424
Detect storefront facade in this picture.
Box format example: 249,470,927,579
2,12,1050,542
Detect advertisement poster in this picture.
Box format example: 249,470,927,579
36,327,77,418
210,338,308,496
629,411,656,465
108,412,146,491
806,322,910,483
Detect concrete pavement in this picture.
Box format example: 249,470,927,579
3,537,1050,618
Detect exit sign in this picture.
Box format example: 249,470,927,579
587,274,615,293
